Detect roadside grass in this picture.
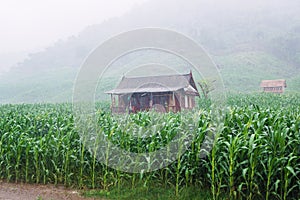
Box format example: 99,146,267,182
83,184,227,200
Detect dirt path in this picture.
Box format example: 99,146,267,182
0,182,99,200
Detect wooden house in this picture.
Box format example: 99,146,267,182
106,72,200,113
260,79,287,94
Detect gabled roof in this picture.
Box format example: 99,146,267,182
260,79,287,88
106,72,199,95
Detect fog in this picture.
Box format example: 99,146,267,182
0,0,145,72
0,0,300,102
2,0,298,53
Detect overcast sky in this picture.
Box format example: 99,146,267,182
0,0,146,54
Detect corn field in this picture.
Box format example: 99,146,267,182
0,94,299,199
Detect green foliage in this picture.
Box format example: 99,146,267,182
215,51,300,92
0,93,299,199
84,184,217,200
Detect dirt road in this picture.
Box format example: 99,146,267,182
0,182,97,200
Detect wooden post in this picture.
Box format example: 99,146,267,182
110,94,113,113
150,93,153,108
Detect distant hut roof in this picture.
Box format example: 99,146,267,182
106,73,199,95
260,79,287,88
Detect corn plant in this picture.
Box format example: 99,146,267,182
0,93,299,199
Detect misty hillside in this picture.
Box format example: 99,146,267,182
1,0,300,103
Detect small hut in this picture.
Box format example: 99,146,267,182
106,72,199,113
260,79,287,94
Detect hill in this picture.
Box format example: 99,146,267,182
1,0,300,103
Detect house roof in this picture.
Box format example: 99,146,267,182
260,79,287,88
106,73,199,95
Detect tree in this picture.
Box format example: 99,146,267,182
197,79,216,99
